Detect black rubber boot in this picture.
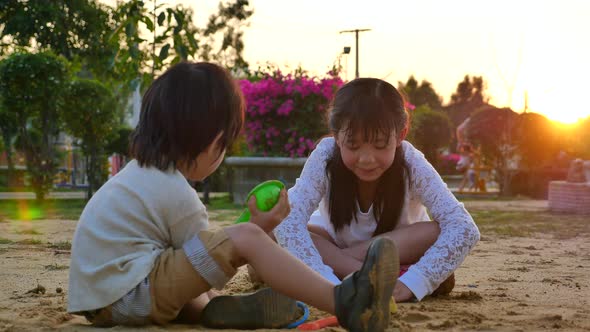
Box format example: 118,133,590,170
334,237,399,332
200,287,301,329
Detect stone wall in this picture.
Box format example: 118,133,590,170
225,157,307,204
548,181,590,214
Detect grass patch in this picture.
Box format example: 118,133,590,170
487,225,529,237
206,194,244,211
17,238,43,245
472,210,590,239
211,210,243,224
458,194,535,202
0,186,83,192
472,210,526,228
0,199,86,221
16,229,42,235
44,263,69,271
48,241,72,250
0,195,241,221
0,186,32,192
0,238,14,244
205,195,244,224
0,195,242,223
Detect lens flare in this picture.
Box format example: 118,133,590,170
16,200,43,220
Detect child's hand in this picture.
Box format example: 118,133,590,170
393,281,414,302
248,189,290,233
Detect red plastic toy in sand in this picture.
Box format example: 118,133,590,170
297,316,339,330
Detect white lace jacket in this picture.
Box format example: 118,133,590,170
273,137,480,300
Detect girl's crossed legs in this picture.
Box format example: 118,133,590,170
309,221,441,302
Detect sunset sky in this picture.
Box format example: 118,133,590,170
109,0,590,124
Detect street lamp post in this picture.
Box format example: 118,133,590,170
339,28,371,78
337,46,351,80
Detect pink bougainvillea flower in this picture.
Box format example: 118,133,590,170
404,101,416,111
239,68,344,157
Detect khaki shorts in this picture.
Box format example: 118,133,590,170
85,228,245,326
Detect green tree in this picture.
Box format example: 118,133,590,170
0,102,18,175
0,0,112,176
450,75,486,105
399,76,443,110
1,0,254,117
105,0,254,123
200,0,254,70
406,105,453,169
110,0,253,82
62,79,118,199
0,52,69,200
446,75,489,127
464,105,518,194
0,0,132,124
564,117,590,159
106,126,134,158
513,112,562,170
111,0,199,81
0,0,111,60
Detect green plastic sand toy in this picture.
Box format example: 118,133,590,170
235,180,285,223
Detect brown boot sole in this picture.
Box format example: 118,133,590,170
361,238,400,332
200,287,301,329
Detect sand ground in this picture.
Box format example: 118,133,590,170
1,200,589,331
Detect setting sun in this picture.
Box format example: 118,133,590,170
529,94,588,124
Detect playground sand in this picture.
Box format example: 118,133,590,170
1,201,589,331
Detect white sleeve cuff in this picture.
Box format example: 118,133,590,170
322,268,342,285
398,267,432,301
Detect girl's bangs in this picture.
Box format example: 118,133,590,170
342,96,397,143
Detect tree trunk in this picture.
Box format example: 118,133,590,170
1,132,15,186
0,121,17,184
86,154,93,201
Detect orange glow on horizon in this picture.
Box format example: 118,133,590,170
94,0,590,125
525,91,590,125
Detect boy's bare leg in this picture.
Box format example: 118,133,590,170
174,292,210,324
207,289,220,299
224,223,335,314
205,222,398,331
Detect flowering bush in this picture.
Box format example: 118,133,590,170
239,68,343,157
438,153,461,175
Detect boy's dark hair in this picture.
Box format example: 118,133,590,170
130,62,244,171
326,78,410,236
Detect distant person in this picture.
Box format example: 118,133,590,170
555,150,572,169
67,62,398,331
456,117,471,150
273,78,480,303
457,144,475,192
